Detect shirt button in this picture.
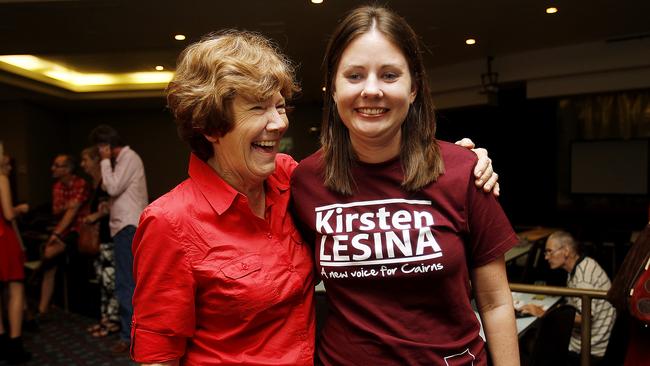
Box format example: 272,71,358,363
242,263,249,270
266,233,272,239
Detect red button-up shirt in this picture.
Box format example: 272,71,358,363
52,174,89,234
131,153,315,365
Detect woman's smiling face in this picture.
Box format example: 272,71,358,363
333,29,416,154
210,92,289,185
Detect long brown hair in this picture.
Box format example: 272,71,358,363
321,5,443,195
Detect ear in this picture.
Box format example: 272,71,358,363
203,133,219,144
409,82,417,104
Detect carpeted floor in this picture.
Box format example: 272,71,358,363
0,307,135,366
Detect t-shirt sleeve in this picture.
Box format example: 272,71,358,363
465,167,518,267
131,205,196,363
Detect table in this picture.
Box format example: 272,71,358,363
475,291,561,340
512,291,561,334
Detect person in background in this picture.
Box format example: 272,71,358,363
38,154,89,318
290,5,519,365
131,29,500,365
520,231,616,364
607,222,650,366
80,146,119,338
0,154,31,364
89,125,148,354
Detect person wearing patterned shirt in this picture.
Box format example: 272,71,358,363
38,154,89,317
521,231,616,363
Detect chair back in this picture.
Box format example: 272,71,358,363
529,304,576,366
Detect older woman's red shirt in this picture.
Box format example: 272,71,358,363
131,153,315,365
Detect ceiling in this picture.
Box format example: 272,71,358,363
1,0,649,102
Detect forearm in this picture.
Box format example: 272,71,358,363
101,158,132,196
52,205,80,235
574,313,582,327
0,177,15,219
479,303,519,366
86,209,108,223
472,257,520,366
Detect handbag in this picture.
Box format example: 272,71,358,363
77,221,100,255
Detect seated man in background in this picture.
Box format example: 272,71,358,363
38,154,89,318
521,231,616,364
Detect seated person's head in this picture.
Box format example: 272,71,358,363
51,154,75,179
544,231,579,271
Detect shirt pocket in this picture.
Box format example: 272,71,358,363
217,253,281,316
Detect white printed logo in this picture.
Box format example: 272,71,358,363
315,198,442,267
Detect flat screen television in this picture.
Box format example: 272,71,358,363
571,139,649,194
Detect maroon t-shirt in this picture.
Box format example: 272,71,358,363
291,141,518,366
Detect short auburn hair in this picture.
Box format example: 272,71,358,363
167,30,300,161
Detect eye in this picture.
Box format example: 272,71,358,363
276,104,287,114
383,72,399,81
345,72,363,81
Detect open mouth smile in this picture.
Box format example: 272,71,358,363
356,107,389,115
252,140,277,153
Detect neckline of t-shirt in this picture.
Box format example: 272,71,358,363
355,155,401,169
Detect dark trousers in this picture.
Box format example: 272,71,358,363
113,225,136,342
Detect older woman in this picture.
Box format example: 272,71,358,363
291,5,519,366
131,31,315,366
132,30,500,366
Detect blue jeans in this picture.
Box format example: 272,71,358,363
113,225,136,342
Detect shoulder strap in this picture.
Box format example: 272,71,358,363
629,256,650,324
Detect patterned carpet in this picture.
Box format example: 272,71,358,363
0,307,135,366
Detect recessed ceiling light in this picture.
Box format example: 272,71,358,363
322,86,326,92
174,34,186,41
465,38,476,45
546,7,558,14
155,66,164,71
311,0,323,3
0,55,174,92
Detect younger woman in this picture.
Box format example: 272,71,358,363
0,154,31,364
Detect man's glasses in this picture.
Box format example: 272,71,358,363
543,246,564,257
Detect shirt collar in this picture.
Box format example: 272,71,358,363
187,153,291,216
188,153,239,215
569,255,586,279
115,146,131,162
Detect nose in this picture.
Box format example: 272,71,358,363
361,75,383,98
266,108,288,132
